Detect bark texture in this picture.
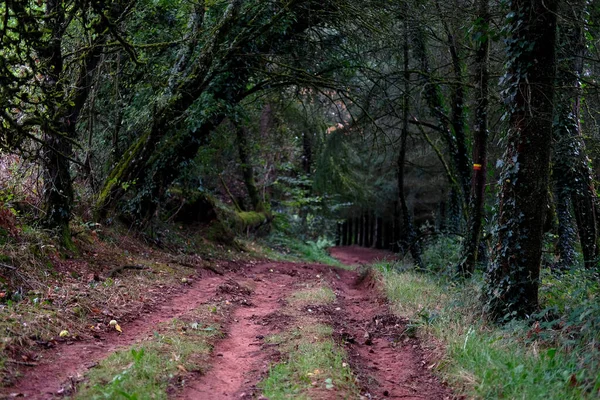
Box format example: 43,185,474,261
485,0,558,319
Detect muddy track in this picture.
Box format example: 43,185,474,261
0,273,227,399
1,246,452,399
176,263,299,399
330,272,450,399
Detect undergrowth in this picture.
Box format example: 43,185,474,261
376,236,600,399
0,217,244,386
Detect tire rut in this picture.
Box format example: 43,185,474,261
176,264,297,399
330,271,453,399
0,272,227,399
1,248,454,400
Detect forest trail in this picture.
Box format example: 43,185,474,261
1,246,451,399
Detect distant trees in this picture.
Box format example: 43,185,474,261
553,0,599,270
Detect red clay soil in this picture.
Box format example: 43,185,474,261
1,246,453,400
331,269,451,399
329,245,396,266
0,273,226,399
176,263,297,399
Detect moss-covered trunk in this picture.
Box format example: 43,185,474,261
485,0,557,319
41,129,75,249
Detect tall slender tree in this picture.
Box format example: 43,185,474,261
554,0,599,269
459,0,490,276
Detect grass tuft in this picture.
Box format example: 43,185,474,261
289,285,336,305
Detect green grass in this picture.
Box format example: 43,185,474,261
73,305,226,399
259,324,358,399
290,285,336,305
377,264,600,399
259,235,346,267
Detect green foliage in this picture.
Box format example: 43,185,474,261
421,235,463,274
378,257,600,399
272,173,346,241
264,234,342,267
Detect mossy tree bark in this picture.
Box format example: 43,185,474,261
7,0,125,248
485,0,558,320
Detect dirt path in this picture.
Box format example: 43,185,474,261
332,271,448,399
1,246,452,399
176,263,297,399
0,273,226,399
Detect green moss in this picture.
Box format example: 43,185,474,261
237,211,268,227
94,130,151,218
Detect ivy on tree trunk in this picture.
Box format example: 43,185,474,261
485,0,558,320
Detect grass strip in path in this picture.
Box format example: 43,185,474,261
72,300,232,399
258,281,360,399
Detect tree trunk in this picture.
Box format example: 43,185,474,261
235,124,265,212
359,213,365,246
485,0,558,319
372,214,378,248
398,20,424,267
411,21,469,225
447,33,471,221
42,129,75,248
459,0,490,276
554,0,599,269
555,187,577,268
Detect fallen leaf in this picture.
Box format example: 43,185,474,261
569,374,578,387
177,364,188,373
115,324,122,333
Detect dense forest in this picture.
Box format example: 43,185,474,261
1,0,600,398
